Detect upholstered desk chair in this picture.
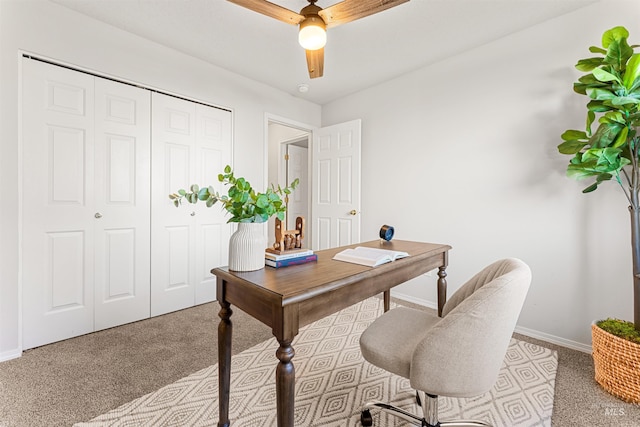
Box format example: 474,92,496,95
359,258,531,427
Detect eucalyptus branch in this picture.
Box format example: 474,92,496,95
169,165,299,223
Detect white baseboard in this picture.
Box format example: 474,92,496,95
390,291,438,311
514,325,592,353
391,291,593,354
0,348,22,362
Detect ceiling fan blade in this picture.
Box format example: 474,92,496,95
306,48,324,79
319,0,410,28
227,0,304,25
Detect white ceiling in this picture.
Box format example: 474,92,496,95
50,0,597,105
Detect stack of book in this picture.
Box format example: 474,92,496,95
265,248,317,268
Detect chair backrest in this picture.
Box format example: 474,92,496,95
409,258,531,398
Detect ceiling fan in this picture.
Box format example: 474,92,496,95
227,0,410,79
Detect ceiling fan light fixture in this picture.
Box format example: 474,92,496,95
298,15,326,50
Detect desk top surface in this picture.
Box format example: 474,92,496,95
212,240,451,303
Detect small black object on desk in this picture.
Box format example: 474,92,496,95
379,225,394,241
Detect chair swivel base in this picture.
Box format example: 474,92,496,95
360,393,492,427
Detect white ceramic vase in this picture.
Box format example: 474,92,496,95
228,222,266,272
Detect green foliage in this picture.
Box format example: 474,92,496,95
168,165,299,223
597,318,640,344
558,26,640,197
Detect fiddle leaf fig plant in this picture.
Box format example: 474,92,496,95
558,26,640,332
169,165,299,223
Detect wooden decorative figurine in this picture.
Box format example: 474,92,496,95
269,216,305,254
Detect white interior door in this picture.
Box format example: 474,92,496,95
93,78,151,331
22,60,97,349
151,93,232,315
286,144,309,230
311,119,362,250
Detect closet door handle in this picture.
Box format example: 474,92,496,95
94,213,103,219
190,211,196,217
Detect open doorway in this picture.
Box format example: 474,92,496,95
266,115,362,251
266,117,313,250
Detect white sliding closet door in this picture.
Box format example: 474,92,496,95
150,93,231,316
21,60,151,348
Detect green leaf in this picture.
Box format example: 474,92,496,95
190,184,199,192
586,87,616,100
602,111,625,124
593,67,622,84
579,73,605,85
582,182,599,193
612,126,630,148
602,26,629,48
589,122,624,148
586,100,612,113
567,163,598,179
586,110,595,135
197,187,209,200
178,189,186,196
623,54,640,89
604,38,634,71
558,139,588,154
610,96,640,106
589,46,607,54
255,194,269,208
576,57,604,72
601,147,621,164
561,129,588,140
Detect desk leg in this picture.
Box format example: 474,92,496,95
276,339,296,427
383,290,390,312
218,300,233,427
437,266,447,317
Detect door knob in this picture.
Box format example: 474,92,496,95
349,210,357,216
190,211,196,217
94,213,102,219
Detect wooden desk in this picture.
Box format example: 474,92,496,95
212,240,451,427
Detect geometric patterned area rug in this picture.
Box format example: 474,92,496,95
75,298,557,427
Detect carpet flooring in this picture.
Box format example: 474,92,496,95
1,297,640,426
74,298,557,426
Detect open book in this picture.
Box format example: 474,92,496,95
332,246,409,267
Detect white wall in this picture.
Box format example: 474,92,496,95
322,0,639,351
0,0,321,360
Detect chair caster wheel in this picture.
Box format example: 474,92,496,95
361,409,373,426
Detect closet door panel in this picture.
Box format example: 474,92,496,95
151,95,232,314
194,104,232,304
22,60,96,349
151,93,198,316
94,78,151,331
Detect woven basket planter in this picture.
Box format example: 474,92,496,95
592,322,640,404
